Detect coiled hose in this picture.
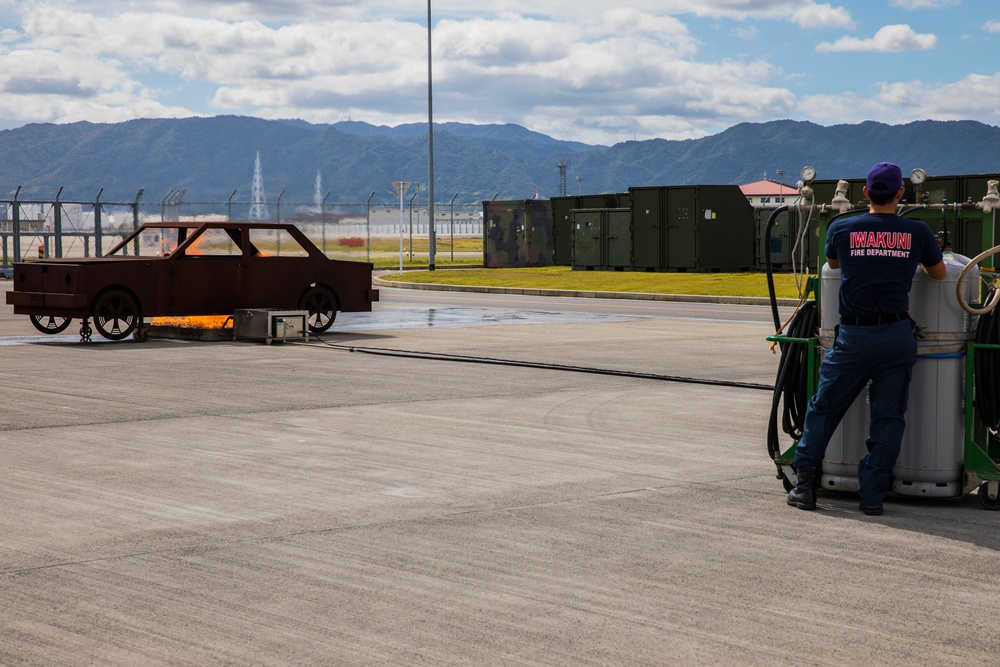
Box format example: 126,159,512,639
766,301,818,463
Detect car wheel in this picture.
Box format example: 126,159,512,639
30,315,72,334
93,290,141,341
299,286,337,333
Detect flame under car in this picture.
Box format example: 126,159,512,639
5,221,379,341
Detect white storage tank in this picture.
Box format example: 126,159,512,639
818,262,868,493
893,253,977,497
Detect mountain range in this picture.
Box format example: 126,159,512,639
1,116,998,207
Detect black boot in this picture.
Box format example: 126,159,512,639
787,466,820,510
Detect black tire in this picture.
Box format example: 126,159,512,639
977,482,1000,510
299,286,337,333
30,315,72,334
92,290,141,341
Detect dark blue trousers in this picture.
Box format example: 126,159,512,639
793,319,917,507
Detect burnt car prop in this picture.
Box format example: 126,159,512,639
6,221,378,341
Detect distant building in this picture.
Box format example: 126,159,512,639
740,178,795,208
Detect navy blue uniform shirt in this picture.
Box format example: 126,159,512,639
825,213,943,318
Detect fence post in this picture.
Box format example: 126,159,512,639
94,188,104,256
450,193,458,262
322,191,330,255
12,185,21,263
132,188,144,256
54,187,64,258
366,191,375,263
409,189,419,261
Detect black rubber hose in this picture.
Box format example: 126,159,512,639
764,205,789,332
766,300,818,461
308,338,775,392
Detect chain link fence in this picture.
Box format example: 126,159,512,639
1,196,485,273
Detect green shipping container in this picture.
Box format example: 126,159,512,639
483,199,555,267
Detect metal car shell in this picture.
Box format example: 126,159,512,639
6,221,378,340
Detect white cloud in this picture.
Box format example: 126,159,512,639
875,73,1000,119
890,0,960,9
797,92,888,124
0,2,810,143
816,24,937,52
799,72,1000,126
985,21,1000,33
791,3,856,29
657,1,856,28
1,0,993,145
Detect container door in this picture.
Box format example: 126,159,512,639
524,200,555,267
605,209,631,268
666,188,697,269
630,187,662,269
572,210,603,268
551,197,574,266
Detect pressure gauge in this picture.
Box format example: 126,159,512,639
800,166,817,183
909,168,927,185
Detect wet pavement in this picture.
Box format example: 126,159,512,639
2,285,999,666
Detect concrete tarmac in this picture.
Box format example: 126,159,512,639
2,286,999,666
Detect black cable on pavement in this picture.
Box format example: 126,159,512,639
307,336,775,392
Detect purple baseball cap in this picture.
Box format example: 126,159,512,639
866,162,904,195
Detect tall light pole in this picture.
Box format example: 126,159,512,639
775,168,785,203
427,0,436,271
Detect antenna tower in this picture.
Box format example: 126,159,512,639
249,151,269,220
557,161,567,197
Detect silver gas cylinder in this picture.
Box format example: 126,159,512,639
893,253,977,497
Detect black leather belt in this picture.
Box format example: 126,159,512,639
840,312,909,326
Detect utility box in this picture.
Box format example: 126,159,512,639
552,194,620,266
233,309,309,344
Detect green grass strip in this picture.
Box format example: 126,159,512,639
379,266,809,299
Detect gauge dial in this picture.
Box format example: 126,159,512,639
800,166,817,183
909,168,927,185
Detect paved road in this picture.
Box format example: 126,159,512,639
2,284,998,666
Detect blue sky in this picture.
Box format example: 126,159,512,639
0,0,997,144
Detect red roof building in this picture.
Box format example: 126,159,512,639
739,178,796,207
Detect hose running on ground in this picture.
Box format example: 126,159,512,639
307,337,775,392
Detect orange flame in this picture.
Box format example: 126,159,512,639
150,316,233,329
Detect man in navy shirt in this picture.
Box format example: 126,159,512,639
787,162,945,515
